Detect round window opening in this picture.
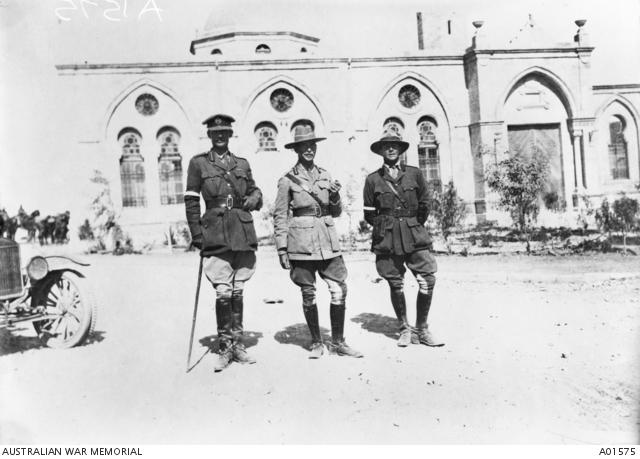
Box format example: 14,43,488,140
398,85,421,109
270,88,294,113
135,93,159,116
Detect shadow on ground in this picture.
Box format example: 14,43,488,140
274,323,331,350
351,313,399,340
0,329,106,356
198,330,264,353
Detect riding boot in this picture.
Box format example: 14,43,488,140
328,303,363,358
303,303,324,358
390,288,411,347
231,295,256,364
214,297,234,371
414,290,444,347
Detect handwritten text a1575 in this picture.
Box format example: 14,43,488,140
55,0,163,22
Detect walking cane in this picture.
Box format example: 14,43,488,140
186,255,204,373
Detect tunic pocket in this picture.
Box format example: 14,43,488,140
407,217,429,249
237,210,257,246
324,217,341,252
201,209,226,250
373,215,395,252
287,218,315,254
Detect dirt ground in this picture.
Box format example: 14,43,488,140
1,249,639,444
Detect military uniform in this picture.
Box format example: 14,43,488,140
273,121,362,358
184,114,263,371
363,133,443,347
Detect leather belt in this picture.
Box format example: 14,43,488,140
205,196,242,210
292,205,329,217
377,208,417,218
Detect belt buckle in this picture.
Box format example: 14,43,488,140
315,206,322,217
226,195,234,208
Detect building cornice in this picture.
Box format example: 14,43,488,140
592,83,640,91
56,55,465,74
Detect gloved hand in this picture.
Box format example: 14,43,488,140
278,251,290,270
191,234,203,250
243,194,261,211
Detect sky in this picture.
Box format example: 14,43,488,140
0,0,639,214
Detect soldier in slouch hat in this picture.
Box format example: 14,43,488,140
184,114,263,372
273,120,363,359
363,130,444,348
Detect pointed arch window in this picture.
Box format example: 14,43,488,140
417,117,441,193
383,117,405,137
119,128,147,207
608,116,629,180
157,127,184,205
255,122,278,152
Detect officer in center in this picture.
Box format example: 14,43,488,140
273,120,363,359
184,114,263,372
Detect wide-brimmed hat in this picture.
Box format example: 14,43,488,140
284,122,326,149
370,132,410,155
203,114,235,133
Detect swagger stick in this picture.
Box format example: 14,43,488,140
186,255,204,373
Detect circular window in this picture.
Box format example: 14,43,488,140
398,84,421,109
270,88,294,112
135,94,159,116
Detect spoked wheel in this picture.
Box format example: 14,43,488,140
33,271,97,349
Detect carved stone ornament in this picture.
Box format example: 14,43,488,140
270,88,294,112
135,94,159,116
398,84,421,109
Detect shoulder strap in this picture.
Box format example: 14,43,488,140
285,173,324,209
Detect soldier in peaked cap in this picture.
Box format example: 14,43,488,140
272,120,363,359
184,114,263,372
363,130,444,348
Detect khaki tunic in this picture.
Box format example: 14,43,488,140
273,164,342,261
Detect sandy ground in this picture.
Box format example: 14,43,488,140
1,249,639,444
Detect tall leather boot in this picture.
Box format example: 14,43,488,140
303,303,323,359
328,303,363,358
231,294,256,364
390,288,411,347
214,297,234,371
414,288,444,347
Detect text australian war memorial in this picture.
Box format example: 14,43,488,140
55,3,640,245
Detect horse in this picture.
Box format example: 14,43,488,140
0,208,18,240
17,206,40,243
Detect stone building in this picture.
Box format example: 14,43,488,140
55,4,640,244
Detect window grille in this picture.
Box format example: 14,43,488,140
119,131,147,207
158,129,184,205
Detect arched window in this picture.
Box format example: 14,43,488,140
118,128,147,208
256,44,271,54
383,117,404,137
417,117,441,193
255,122,278,152
608,115,629,180
157,127,184,205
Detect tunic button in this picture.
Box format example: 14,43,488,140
399,218,404,222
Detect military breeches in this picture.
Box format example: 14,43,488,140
375,249,437,291
203,250,256,343
290,256,348,307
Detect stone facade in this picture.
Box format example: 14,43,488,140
55,10,640,244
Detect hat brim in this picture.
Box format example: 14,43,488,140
284,137,327,149
370,139,410,155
